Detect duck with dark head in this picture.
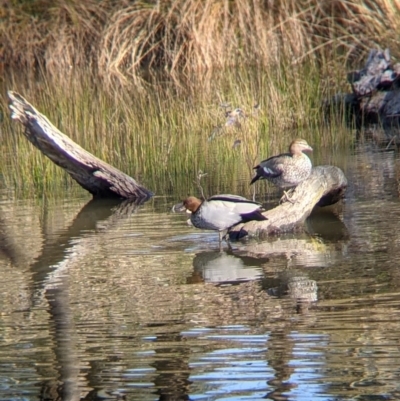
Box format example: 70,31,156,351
176,194,267,249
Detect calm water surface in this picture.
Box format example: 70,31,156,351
2,142,400,401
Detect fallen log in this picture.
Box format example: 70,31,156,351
8,91,153,200
229,165,347,239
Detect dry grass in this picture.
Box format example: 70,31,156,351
1,0,399,88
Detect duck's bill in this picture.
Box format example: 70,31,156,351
171,202,187,213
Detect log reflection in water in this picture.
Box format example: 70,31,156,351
264,270,318,314
151,332,192,401
40,277,80,401
30,198,145,295
234,210,349,268
264,327,296,401
21,198,146,400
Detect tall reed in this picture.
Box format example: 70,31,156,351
1,58,351,198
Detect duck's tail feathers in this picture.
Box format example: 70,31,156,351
242,210,268,222
250,174,260,185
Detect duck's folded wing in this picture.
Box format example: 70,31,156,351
208,194,257,204
257,160,285,178
232,201,264,215
209,197,262,216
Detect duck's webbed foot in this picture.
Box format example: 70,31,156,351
280,188,296,204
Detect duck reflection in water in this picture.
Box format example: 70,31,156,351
190,250,266,284
174,194,267,250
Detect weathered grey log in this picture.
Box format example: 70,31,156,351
349,48,393,96
328,48,400,140
8,91,153,200
348,49,400,128
229,165,347,239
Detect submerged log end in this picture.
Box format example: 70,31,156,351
8,91,153,200
230,165,347,239
91,170,153,200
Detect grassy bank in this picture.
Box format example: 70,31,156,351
0,62,349,198
0,0,399,197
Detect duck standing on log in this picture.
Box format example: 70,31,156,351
250,138,313,201
174,194,267,249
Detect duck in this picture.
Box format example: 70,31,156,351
250,138,313,195
176,194,267,247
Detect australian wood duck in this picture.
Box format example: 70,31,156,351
250,139,313,198
176,194,267,247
